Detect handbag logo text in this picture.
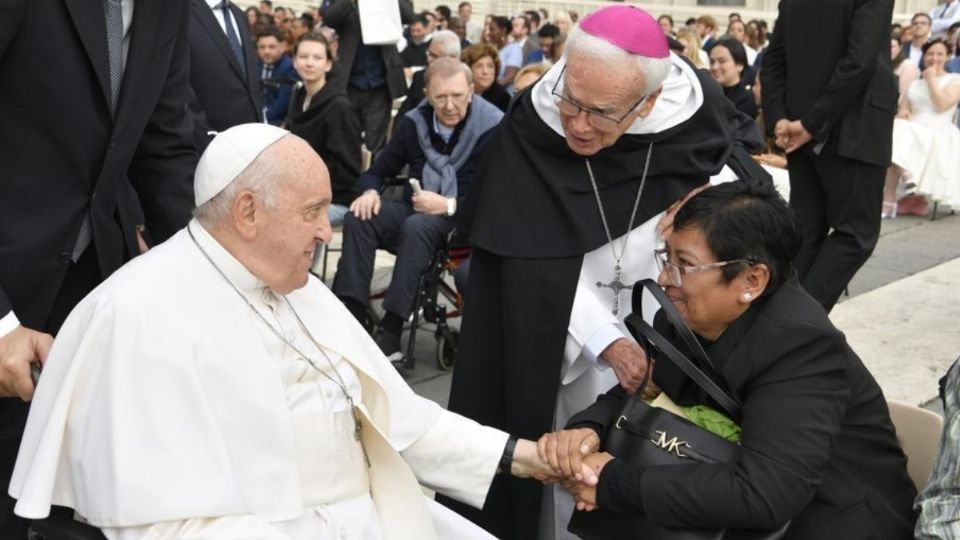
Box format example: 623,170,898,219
650,430,689,457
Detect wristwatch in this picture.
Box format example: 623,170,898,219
498,436,518,475
445,197,456,217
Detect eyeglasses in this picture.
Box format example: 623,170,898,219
551,66,647,132
654,248,754,288
430,92,470,106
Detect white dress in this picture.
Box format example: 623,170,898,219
891,74,960,206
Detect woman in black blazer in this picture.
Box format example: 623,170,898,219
286,32,363,225
542,181,917,539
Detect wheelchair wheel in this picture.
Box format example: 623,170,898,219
436,328,459,370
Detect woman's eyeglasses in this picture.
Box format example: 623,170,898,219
654,248,754,288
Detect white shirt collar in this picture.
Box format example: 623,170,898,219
189,219,266,293
530,52,703,139
205,0,224,8
432,112,455,143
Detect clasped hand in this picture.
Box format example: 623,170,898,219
774,119,813,154
537,428,614,512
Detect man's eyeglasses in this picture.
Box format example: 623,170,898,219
654,248,755,288
431,93,470,106
550,66,647,132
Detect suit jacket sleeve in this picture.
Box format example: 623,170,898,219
0,0,26,320
322,0,355,31
798,0,892,141
760,9,788,134
127,0,197,242
398,0,414,24
323,102,363,196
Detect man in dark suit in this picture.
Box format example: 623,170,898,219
188,0,263,152
323,0,414,154
0,0,196,536
761,0,896,312
256,25,299,126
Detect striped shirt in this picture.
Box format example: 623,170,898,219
916,357,960,539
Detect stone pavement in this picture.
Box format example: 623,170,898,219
322,211,960,411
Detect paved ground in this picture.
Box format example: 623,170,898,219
323,210,960,412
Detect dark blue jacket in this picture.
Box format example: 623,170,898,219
258,54,298,126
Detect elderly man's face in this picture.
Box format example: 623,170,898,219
428,71,472,128
557,54,660,156
251,138,332,294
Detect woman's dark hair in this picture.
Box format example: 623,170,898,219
712,36,748,69
891,37,907,70
293,31,332,60
922,37,949,56
673,180,802,295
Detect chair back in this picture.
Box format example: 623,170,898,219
887,399,944,490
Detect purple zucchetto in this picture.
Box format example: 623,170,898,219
578,5,669,59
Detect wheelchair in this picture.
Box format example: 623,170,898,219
387,243,470,372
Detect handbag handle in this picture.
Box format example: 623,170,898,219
625,279,742,421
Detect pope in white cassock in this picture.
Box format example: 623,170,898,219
8,124,576,539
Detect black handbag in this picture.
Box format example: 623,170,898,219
567,279,789,540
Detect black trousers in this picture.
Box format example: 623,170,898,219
332,202,453,320
787,145,884,312
0,246,101,538
347,84,392,155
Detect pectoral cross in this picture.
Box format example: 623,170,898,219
348,398,372,468
596,263,633,316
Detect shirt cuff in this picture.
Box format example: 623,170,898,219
582,323,631,370
0,311,20,339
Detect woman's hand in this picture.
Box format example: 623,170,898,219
349,190,381,220
561,452,615,511
511,439,597,485
538,428,601,480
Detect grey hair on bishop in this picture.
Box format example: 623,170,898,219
193,136,293,225
564,25,672,95
430,30,462,58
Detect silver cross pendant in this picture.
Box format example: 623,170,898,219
596,263,633,316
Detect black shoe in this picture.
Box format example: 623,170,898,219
373,328,403,362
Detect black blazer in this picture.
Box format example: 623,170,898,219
323,0,414,100
761,0,896,167
0,0,196,330
286,83,363,206
187,0,263,152
568,277,917,539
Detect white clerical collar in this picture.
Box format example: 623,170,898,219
531,52,703,138
188,219,266,293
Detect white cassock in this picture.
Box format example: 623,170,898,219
9,220,507,540
530,54,739,540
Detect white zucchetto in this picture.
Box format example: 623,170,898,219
194,123,289,206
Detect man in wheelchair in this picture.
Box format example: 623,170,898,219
331,57,503,361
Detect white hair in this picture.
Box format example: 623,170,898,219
430,30,462,58
193,135,295,225
564,25,672,96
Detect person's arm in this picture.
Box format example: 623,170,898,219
799,0,893,142
924,72,960,112
759,12,788,134
323,101,364,189
398,0,414,24
625,327,849,528
0,288,53,402
0,0,26,61
915,360,960,539
357,117,414,194
930,3,960,35
127,0,197,243
321,0,355,31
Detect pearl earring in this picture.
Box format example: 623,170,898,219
743,293,752,300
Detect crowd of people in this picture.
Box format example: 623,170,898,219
2,0,960,539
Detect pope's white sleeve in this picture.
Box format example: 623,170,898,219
101,515,294,540
401,410,509,509
0,311,19,339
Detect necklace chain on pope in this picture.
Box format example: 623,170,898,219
586,142,653,316
188,226,371,467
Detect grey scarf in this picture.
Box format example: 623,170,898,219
408,96,504,198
